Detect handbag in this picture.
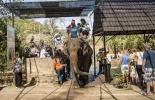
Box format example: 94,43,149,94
133,55,138,63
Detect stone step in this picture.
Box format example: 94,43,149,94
29,72,55,83
26,58,55,83
30,73,52,76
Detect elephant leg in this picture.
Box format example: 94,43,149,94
78,65,88,86
80,62,90,85
80,75,88,86
74,73,80,87
70,67,80,88
78,66,83,82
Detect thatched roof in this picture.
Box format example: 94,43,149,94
93,0,155,36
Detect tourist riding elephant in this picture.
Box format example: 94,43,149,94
63,38,93,87
24,46,39,58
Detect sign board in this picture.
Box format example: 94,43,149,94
7,25,15,69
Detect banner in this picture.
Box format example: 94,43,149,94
7,25,15,69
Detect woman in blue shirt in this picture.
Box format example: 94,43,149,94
69,20,80,38
120,51,131,84
120,51,131,74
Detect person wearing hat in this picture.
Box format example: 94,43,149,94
142,43,155,95
55,36,63,46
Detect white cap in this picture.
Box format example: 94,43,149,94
56,37,60,40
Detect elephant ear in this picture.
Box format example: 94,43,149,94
82,42,89,55
62,41,69,57
62,47,69,57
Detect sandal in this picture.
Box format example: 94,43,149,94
153,92,155,95
147,92,152,96
143,92,152,96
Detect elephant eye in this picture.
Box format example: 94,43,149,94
77,49,82,55
67,49,70,55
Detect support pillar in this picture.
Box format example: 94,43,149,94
12,9,14,27
93,36,96,76
103,32,108,82
114,44,117,59
12,0,15,27
144,32,146,43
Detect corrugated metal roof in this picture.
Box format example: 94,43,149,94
0,5,10,17
93,0,155,36
2,1,95,18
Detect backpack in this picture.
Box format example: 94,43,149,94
14,60,22,73
56,40,62,45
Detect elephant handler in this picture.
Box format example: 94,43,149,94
98,48,107,75
68,19,80,38
52,53,64,85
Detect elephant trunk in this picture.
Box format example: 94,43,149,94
70,52,91,76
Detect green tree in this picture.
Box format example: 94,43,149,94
0,18,7,82
107,35,144,52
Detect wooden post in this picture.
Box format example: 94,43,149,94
12,0,15,28
144,31,146,43
93,36,96,76
103,32,107,82
12,11,14,28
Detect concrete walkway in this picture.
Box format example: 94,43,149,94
0,75,155,100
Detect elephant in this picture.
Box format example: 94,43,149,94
63,38,93,87
24,46,39,58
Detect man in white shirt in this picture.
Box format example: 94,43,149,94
106,50,112,80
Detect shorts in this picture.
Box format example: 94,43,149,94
130,71,139,78
121,65,129,75
130,72,135,77
144,68,155,83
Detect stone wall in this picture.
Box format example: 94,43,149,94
26,58,58,83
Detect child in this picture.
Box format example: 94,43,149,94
130,62,138,84
52,53,63,85
13,52,22,88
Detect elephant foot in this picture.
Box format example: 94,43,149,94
83,81,89,85
71,81,80,89
80,81,88,88
71,85,80,89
